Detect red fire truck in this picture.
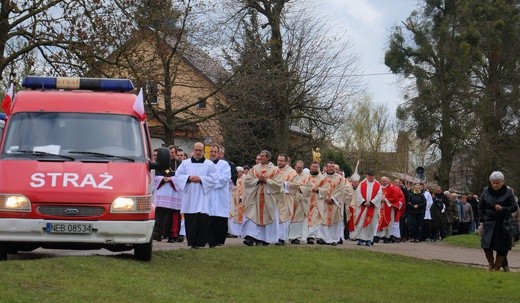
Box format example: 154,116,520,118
0,76,169,261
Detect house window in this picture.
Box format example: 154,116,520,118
197,98,207,109
145,82,158,104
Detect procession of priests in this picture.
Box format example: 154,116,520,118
154,142,420,249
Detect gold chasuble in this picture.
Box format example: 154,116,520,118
342,179,354,225
301,173,325,227
243,163,283,226
289,173,312,223
316,173,346,226
278,166,298,223
230,176,244,224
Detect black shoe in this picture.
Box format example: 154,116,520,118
167,238,176,243
331,242,338,246
243,238,255,246
276,240,285,246
383,238,390,244
152,232,162,242
316,238,326,245
389,235,397,243
373,236,380,243
176,236,185,243
291,239,300,244
191,245,199,249
338,238,344,244
261,241,269,246
307,238,315,245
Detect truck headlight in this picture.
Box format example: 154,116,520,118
0,194,31,212
110,195,152,213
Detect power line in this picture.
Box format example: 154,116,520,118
352,72,394,77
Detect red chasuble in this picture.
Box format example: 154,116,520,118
356,180,381,228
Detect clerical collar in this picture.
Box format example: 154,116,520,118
310,171,319,176
326,172,335,176
191,156,205,163
212,159,219,164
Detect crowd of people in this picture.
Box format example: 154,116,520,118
151,143,519,272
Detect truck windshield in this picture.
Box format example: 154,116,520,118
2,112,145,162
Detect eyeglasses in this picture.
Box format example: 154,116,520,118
194,149,203,152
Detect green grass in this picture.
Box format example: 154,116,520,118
0,246,519,302
443,233,520,254
442,233,481,248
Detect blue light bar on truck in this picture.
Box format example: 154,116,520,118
22,76,134,92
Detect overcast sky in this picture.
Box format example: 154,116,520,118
319,0,423,114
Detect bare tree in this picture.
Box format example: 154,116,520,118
65,0,236,146
337,94,392,171
0,1,139,83
1,0,70,83
220,0,362,162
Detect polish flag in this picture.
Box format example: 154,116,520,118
133,87,146,121
2,83,14,115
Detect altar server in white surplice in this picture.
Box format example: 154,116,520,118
173,142,217,249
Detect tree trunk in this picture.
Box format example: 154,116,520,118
274,110,290,154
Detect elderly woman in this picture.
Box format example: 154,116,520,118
479,171,518,271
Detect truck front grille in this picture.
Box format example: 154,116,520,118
37,205,105,217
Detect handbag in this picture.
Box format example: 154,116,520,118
503,216,519,241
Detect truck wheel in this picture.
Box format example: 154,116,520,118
0,244,8,261
134,238,153,261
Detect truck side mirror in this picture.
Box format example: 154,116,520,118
149,147,171,170
0,113,5,132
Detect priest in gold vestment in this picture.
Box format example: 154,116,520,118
287,160,312,244
276,154,298,245
314,162,347,245
241,150,283,246
302,161,324,244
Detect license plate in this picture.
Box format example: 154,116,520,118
46,222,93,234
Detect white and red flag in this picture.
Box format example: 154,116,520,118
133,87,146,121
2,83,14,115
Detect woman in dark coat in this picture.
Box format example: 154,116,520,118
407,183,426,243
479,171,518,271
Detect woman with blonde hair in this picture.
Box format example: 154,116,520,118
479,171,518,271
407,183,426,243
